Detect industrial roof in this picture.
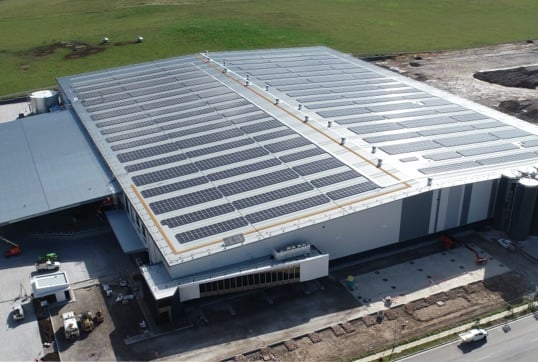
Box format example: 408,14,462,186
0,109,118,226
57,46,538,266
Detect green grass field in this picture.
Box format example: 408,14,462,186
0,0,537,97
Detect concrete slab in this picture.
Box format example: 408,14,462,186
342,245,510,309
0,102,31,123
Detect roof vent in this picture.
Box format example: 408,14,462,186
223,61,226,66
298,104,302,110
427,177,433,186
245,80,250,87
275,98,280,105
304,116,309,123
377,159,383,167
340,137,346,145
246,74,250,80
372,146,377,154
265,85,269,91
328,120,332,128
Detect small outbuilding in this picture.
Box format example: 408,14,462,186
31,272,74,303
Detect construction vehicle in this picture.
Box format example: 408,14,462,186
63,312,80,339
459,328,488,343
39,252,59,262
35,260,61,272
1,235,21,257
95,310,104,323
79,312,94,332
12,303,24,321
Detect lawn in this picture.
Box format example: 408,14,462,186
0,0,537,97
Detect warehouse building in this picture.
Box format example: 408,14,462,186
3,47,538,322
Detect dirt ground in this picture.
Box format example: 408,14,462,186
369,40,538,123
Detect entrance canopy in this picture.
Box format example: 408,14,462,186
105,209,146,253
0,109,118,226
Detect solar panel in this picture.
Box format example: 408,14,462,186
240,120,283,134
161,203,236,228
419,161,479,175
335,115,385,125
176,128,244,149
141,176,209,198
423,152,462,161
195,147,269,171
186,138,254,158
279,147,326,163
472,120,504,129
383,110,436,119
305,101,356,110
489,129,532,139
349,122,404,134
117,142,178,163
96,113,147,128
457,144,519,157
229,112,271,125
292,157,346,176
398,116,456,128
326,181,378,200
221,105,260,118
111,135,169,151
452,113,488,122
380,140,441,155
417,125,474,137
245,195,330,224
363,132,421,144
175,217,249,244
317,107,369,118
233,182,314,209
125,153,187,173
207,159,281,181
160,113,223,130
100,120,156,135
218,168,299,196
105,127,161,143
91,105,143,121
434,133,498,147
253,129,295,142
150,187,223,214
310,170,364,188
132,163,199,186
367,102,422,113
521,139,538,148
264,137,312,153
168,120,232,140
477,151,537,166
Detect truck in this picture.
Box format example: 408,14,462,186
63,312,80,339
35,260,60,272
459,328,488,343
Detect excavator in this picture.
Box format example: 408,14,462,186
1,235,21,257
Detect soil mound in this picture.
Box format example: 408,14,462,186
474,67,538,89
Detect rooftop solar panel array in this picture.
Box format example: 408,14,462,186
61,46,538,251
63,51,381,247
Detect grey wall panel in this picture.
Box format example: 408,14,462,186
399,191,433,241
436,185,464,230
445,185,463,229
468,180,494,223
459,184,473,224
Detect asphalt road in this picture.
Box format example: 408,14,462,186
400,314,538,362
